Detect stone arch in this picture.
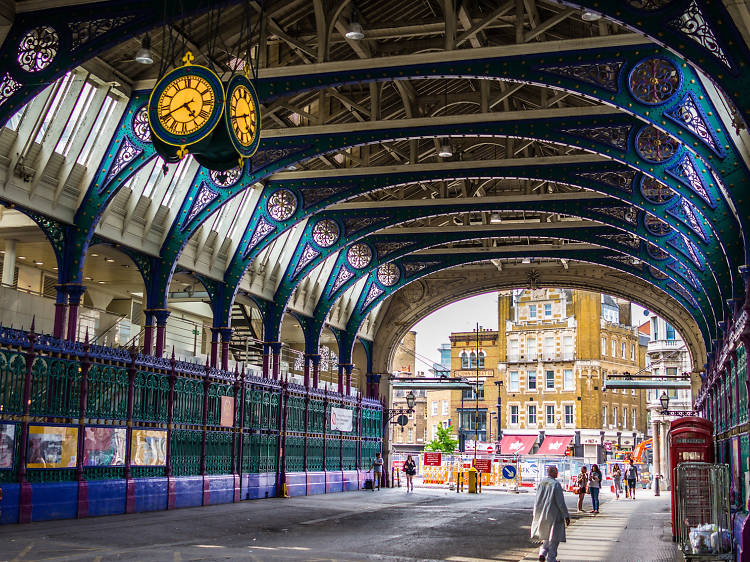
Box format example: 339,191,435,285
369,262,706,380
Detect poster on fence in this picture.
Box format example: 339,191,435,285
27,425,78,468
424,452,442,466
0,423,15,469
220,396,235,427
130,429,167,466
330,407,353,432
84,427,127,466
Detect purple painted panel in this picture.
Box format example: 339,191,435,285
326,471,343,493
86,480,126,517
173,476,203,509
207,475,234,505
285,472,307,497
0,483,19,524
133,478,168,512
31,482,78,522
307,471,326,496
246,472,276,500
342,470,359,491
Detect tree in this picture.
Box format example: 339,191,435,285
424,424,458,453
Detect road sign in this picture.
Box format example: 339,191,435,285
424,452,442,466
502,465,517,480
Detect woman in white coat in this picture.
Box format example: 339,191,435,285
531,465,571,562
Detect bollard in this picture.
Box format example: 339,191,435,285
654,474,660,496
468,467,478,494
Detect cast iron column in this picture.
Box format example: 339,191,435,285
66,284,86,342
153,309,170,357
141,309,154,355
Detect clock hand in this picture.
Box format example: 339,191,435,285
166,101,192,118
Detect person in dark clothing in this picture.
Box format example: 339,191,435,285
403,455,416,493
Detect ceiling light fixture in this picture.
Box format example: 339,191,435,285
17,256,25,260
135,35,154,65
345,6,365,40
105,258,115,263
438,140,453,158
581,9,602,21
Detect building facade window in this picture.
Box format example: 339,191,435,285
652,318,659,340
623,407,628,428
631,343,635,361
621,342,626,358
442,400,449,415
632,410,637,429
565,404,574,425
509,371,519,391
602,337,606,355
509,339,519,361
528,370,537,390
528,405,537,425
666,323,676,340
461,352,469,368
462,382,485,400
563,335,573,360
544,336,555,359
546,404,555,425
563,369,574,390
432,401,438,415
469,351,477,368
432,424,437,439
477,351,485,368
527,337,537,360
603,405,607,425
546,370,555,390
529,304,537,318
510,405,519,425
613,406,618,427
544,303,552,317
612,340,616,357
409,428,413,441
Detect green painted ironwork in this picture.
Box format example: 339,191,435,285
205,430,233,474
132,371,170,422
86,364,128,419
171,429,202,476
29,357,80,418
0,351,25,415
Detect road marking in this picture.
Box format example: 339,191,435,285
10,544,33,562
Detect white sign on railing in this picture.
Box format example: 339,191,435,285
330,407,353,432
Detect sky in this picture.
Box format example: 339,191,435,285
408,292,653,373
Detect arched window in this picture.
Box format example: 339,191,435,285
478,351,485,368
469,351,477,368
461,352,469,369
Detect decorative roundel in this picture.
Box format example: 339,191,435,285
147,62,225,148
347,244,372,269
644,214,672,236
377,263,400,286
267,189,297,221
225,73,261,158
640,176,675,204
628,58,681,105
210,166,242,187
18,26,59,72
647,244,670,260
635,126,679,163
649,266,669,280
312,219,340,248
132,106,151,143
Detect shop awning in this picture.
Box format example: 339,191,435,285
536,435,574,456
499,434,537,455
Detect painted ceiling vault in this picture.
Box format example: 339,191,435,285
0,0,748,373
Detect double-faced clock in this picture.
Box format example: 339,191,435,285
147,52,225,157
225,73,261,158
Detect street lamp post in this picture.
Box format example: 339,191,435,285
494,380,502,443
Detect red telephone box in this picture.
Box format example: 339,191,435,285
668,417,714,539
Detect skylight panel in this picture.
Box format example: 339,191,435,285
77,94,116,166
34,71,74,144
54,81,95,156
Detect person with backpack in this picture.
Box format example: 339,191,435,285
624,459,638,500
588,464,602,514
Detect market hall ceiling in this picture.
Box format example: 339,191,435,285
0,0,747,367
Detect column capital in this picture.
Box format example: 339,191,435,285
66,283,86,303
152,309,171,325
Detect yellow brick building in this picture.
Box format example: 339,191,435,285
433,289,648,462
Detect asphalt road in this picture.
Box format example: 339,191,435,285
0,488,586,561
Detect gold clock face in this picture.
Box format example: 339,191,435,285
230,85,258,146
157,75,216,136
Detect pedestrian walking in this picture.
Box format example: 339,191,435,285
531,465,571,562
575,465,588,512
589,464,602,514
370,452,384,490
612,463,622,500
624,459,638,500
403,455,416,493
